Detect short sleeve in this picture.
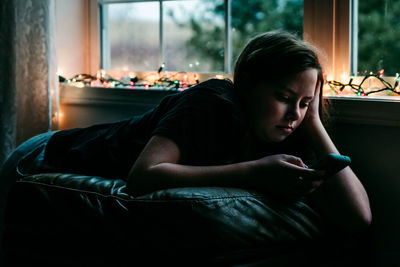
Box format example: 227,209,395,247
152,89,244,166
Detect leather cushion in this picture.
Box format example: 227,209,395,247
7,173,324,247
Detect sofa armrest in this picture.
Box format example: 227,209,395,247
20,172,130,198
6,173,362,266
7,173,324,245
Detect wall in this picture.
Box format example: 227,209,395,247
325,98,400,266
55,0,99,78
58,84,176,129
332,122,400,267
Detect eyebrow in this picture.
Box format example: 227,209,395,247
280,86,314,100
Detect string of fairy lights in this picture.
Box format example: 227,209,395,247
60,73,199,90
61,68,400,97
60,64,201,91
326,69,400,97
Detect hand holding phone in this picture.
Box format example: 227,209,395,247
308,153,351,178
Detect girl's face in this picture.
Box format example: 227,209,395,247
245,68,318,143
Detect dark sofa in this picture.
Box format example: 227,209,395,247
0,132,370,266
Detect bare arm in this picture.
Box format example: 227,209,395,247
127,135,252,195
126,135,322,199
303,86,372,233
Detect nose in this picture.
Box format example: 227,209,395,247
286,103,301,121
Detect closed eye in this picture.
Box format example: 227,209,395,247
275,93,291,103
300,101,310,108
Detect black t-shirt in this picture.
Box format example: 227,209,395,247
42,79,247,180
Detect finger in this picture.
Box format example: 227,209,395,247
279,161,325,183
288,165,325,181
296,177,318,188
291,177,324,197
315,82,322,95
283,155,306,168
303,169,326,181
311,180,324,187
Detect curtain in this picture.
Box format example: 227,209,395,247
0,0,59,167
0,0,58,263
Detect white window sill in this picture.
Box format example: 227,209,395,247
60,84,400,127
326,96,400,127
60,84,177,106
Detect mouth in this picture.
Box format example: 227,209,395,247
276,125,294,133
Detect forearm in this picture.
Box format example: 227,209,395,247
304,118,372,232
127,161,255,197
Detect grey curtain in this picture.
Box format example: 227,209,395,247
0,0,58,263
0,0,59,167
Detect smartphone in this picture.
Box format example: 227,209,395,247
308,153,351,178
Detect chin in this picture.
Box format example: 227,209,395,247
260,133,288,143
255,128,291,143
271,136,288,143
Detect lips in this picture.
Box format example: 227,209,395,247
276,125,294,133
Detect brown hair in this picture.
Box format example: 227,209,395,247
233,30,325,121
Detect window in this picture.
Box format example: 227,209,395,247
100,0,303,73
60,0,400,131
231,0,303,68
356,0,400,77
319,0,400,98
103,1,161,71
163,0,225,73
94,0,399,99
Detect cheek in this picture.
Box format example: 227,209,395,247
255,101,281,123
296,108,309,125
271,102,287,117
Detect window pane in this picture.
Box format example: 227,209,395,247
107,2,160,71
231,0,303,64
164,0,225,72
358,0,400,76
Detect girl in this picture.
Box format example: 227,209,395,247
34,31,370,233
125,31,372,233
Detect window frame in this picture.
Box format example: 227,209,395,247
95,0,353,78
98,0,233,73
79,0,400,127
303,0,351,81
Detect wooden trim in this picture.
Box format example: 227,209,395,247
327,96,400,126
89,0,101,75
304,0,334,75
304,0,350,80
60,84,400,127
334,0,351,78
60,84,176,106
